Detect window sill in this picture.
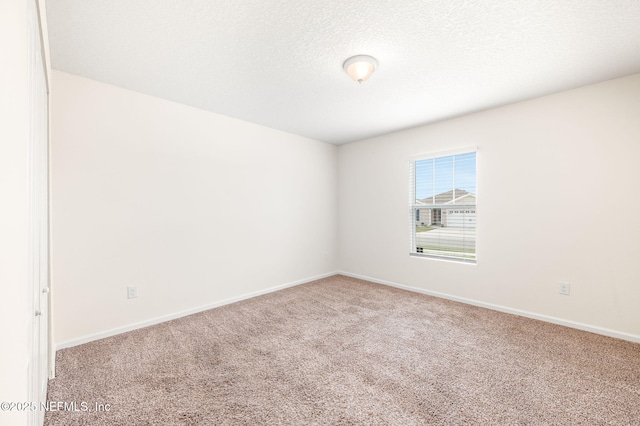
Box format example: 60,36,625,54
409,252,477,264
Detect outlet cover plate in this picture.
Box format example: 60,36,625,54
127,285,138,299
559,282,570,296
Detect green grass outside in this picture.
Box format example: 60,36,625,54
417,245,476,254
415,226,435,232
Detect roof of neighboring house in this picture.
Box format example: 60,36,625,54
418,189,476,205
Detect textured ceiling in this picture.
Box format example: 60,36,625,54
46,0,640,144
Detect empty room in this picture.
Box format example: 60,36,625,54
2,0,640,425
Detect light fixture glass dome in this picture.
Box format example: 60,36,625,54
343,55,377,84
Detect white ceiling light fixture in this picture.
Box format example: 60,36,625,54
343,55,378,84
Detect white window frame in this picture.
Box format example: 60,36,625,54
409,147,477,264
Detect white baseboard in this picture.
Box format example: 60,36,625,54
55,271,338,351
55,269,640,354
338,271,640,344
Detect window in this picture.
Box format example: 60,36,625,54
410,149,477,263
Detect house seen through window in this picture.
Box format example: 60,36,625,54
410,149,477,263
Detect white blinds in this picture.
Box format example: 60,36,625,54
410,150,477,263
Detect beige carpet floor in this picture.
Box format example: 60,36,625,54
45,275,640,425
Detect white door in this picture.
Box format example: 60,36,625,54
27,0,50,424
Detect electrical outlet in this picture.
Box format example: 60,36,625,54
127,285,138,299
559,282,570,296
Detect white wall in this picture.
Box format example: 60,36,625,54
338,73,640,339
50,68,640,347
0,1,29,423
51,71,338,346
